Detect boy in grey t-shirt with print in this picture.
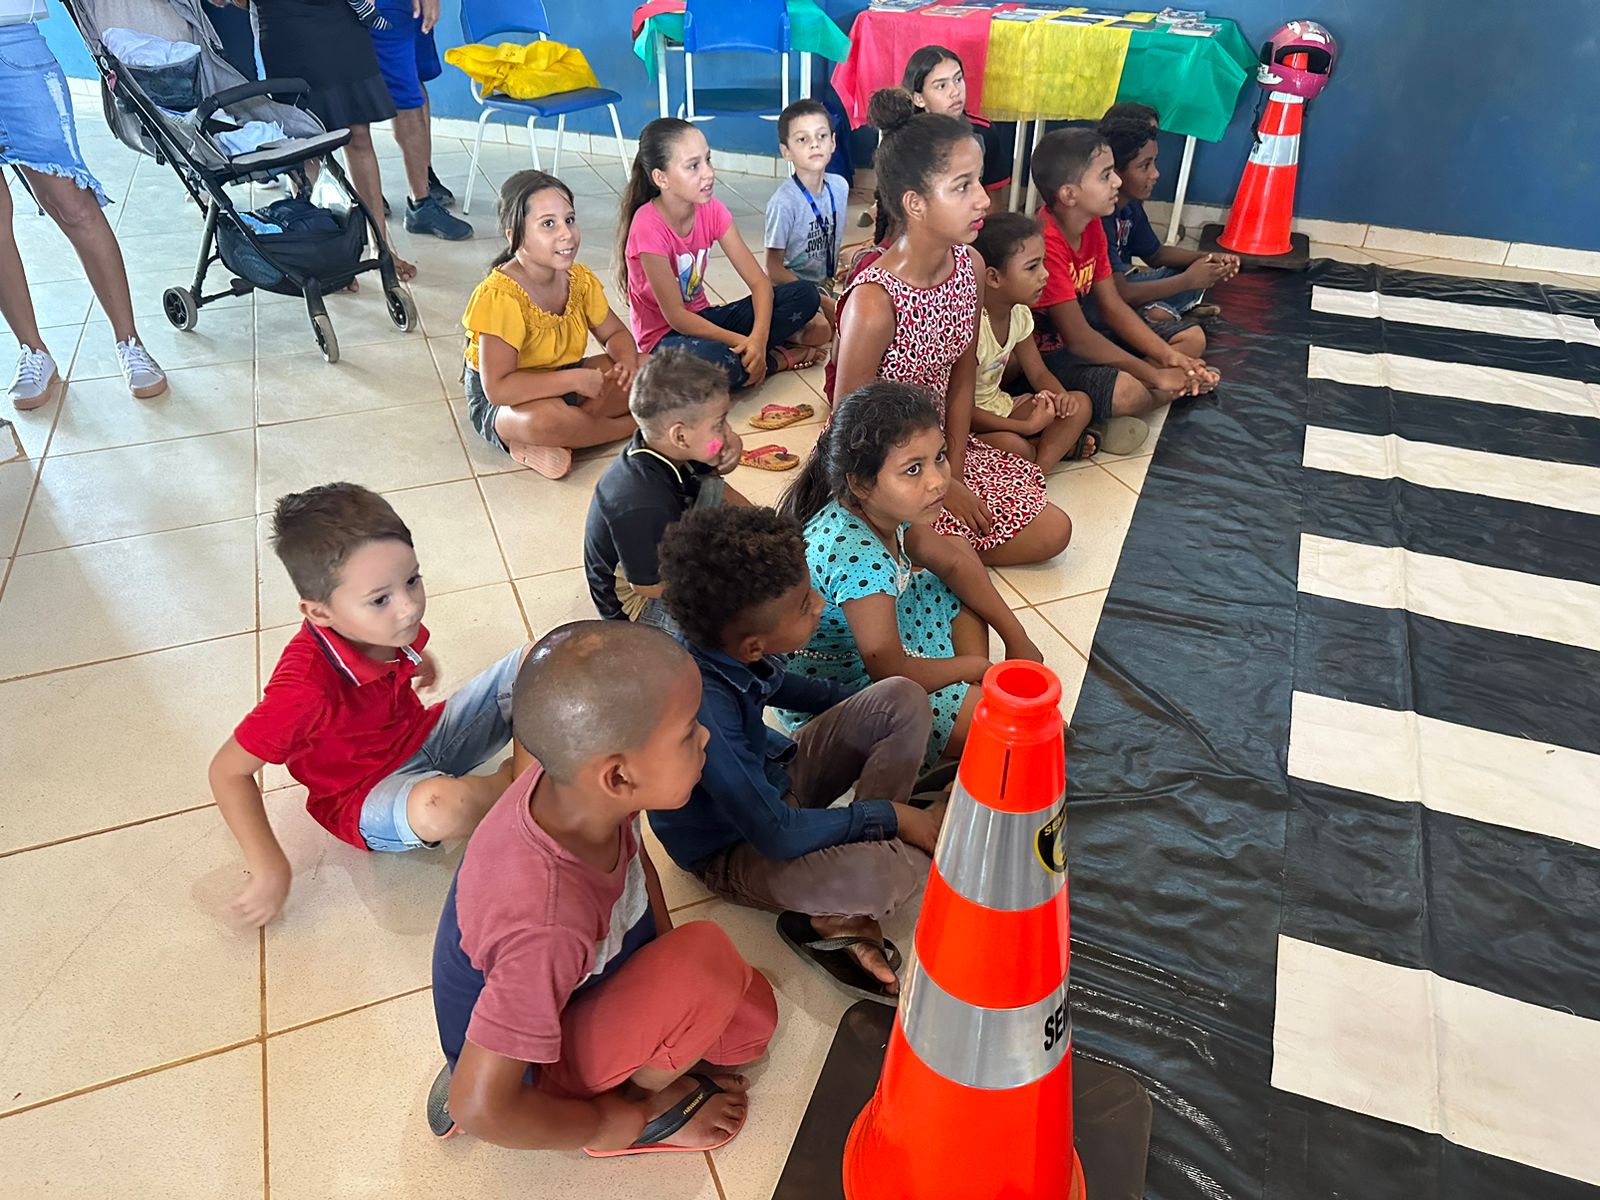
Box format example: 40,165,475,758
764,100,849,328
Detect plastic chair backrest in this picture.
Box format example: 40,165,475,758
684,0,790,55
460,0,552,44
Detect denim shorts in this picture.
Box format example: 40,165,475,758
0,23,109,206
357,646,522,852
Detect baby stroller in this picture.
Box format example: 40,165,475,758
61,0,417,363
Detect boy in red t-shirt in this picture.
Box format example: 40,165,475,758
1025,128,1219,450
210,483,528,927
429,621,777,1156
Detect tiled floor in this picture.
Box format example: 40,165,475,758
4,100,1599,1198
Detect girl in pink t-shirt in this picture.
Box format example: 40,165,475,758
617,119,831,392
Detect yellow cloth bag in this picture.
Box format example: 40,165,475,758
444,41,601,100
984,18,1132,122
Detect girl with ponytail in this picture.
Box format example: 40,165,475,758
829,88,1073,568
777,381,1044,766
459,170,638,480
617,118,831,392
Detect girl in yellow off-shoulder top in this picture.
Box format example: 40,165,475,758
462,170,641,480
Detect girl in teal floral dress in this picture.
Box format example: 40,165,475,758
777,381,1043,765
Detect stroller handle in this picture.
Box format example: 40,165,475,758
197,78,312,128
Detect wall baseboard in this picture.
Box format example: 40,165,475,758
65,74,1600,276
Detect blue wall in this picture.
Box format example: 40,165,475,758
39,0,1600,250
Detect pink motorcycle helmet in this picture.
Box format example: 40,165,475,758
1256,19,1338,100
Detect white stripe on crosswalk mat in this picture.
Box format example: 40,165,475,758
1286,691,1600,849
1302,426,1600,516
1272,935,1600,1187
1298,533,1600,653
1312,287,1600,347
1307,346,1600,419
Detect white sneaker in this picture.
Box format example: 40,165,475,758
7,345,59,411
116,337,168,399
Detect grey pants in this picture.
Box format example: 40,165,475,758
695,677,934,921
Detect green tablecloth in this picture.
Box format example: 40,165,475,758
1117,22,1257,142
633,0,854,78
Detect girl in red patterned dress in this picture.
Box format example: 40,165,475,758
830,89,1072,567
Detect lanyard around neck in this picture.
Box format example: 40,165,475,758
791,174,837,279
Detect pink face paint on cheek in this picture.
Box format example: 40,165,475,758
705,438,724,457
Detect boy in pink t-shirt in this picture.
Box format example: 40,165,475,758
429,621,777,1157
620,118,830,390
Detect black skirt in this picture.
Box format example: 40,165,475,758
254,0,396,129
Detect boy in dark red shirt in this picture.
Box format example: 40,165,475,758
429,621,777,1156
209,482,526,927
1026,128,1219,449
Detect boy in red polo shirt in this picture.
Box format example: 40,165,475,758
209,483,528,927
1026,127,1219,453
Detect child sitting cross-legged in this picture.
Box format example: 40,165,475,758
777,381,1045,768
764,99,849,329
428,621,777,1155
462,170,640,481
209,483,528,927
583,347,747,630
651,504,945,1005
620,118,829,393
1029,128,1219,443
1097,116,1239,330
969,211,1103,470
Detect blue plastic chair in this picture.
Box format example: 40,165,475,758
680,0,791,123
456,0,629,212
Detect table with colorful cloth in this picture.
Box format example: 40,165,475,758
831,7,1255,234
631,0,854,118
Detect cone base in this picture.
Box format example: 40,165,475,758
1200,224,1311,272
773,1000,1154,1200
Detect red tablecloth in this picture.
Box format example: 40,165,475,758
830,7,1001,126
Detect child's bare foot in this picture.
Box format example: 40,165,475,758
646,1073,750,1149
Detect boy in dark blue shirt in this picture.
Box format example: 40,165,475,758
650,505,945,1005
1097,116,1239,331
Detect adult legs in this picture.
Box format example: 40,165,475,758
0,176,46,353
20,166,139,344
341,124,415,281
392,97,434,203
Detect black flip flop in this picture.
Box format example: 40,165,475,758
584,1072,734,1158
777,911,903,1007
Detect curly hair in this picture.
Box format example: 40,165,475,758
659,506,810,650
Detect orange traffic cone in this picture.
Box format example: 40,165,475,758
1218,54,1309,257
843,660,1084,1200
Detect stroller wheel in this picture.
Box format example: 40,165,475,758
311,312,340,364
386,286,419,334
163,287,198,332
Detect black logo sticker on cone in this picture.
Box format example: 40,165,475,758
1036,805,1068,874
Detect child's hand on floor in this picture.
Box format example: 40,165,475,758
1003,630,1046,666
942,480,994,537
233,858,292,928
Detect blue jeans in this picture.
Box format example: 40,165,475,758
357,646,522,851
657,279,821,390
1125,265,1205,321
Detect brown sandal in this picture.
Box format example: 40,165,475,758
739,443,800,471
768,344,825,374
749,402,815,431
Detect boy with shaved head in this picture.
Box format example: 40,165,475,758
428,621,777,1157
